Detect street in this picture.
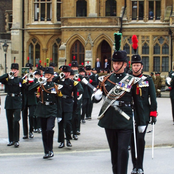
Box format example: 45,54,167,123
0,92,174,174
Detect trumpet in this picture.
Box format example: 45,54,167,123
8,71,14,79
73,74,79,80
27,71,36,81
38,76,47,84
59,72,65,80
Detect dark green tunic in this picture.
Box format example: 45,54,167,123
98,72,145,129
0,73,24,109
29,81,62,118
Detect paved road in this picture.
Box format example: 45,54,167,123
0,92,174,174
0,148,174,174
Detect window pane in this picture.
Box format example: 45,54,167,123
105,0,116,16
76,0,87,17
34,3,39,21
47,3,52,21
53,43,58,66
142,43,149,54
162,57,169,72
142,56,149,71
29,43,34,65
132,1,137,20
149,1,154,20
35,43,40,66
162,44,169,54
139,1,144,20
41,3,45,21
57,3,61,21
156,1,161,20
123,43,130,54
153,56,160,71
154,44,160,54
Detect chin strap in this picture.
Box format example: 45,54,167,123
113,62,124,73
132,66,142,74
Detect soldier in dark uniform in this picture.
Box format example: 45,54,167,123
0,63,26,147
22,63,36,139
93,33,145,174
29,67,62,159
71,61,84,137
130,48,157,174
85,65,98,120
49,62,58,76
33,70,42,133
54,65,78,148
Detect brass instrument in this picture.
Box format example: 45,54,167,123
38,76,47,84
73,74,79,80
59,72,65,80
27,71,36,81
8,71,14,79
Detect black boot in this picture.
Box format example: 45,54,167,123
48,130,54,158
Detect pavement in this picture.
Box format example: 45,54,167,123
0,91,174,174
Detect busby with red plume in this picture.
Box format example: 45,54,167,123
71,56,78,67
131,35,143,65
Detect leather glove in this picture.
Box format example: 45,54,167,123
138,125,146,133
57,117,62,123
94,89,103,101
150,116,157,125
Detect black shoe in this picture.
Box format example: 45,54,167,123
23,135,28,139
137,168,144,174
76,131,80,135
48,151,54,158
82,119,86,124
43,153,49,159
58,142,64,148
66,140,72,147
33,129,38,133
29,132,34,138
7,142,14,146
73,135,78,140
14,142,19,148
131,168,137,174
38,128,42,133
86,117,91,120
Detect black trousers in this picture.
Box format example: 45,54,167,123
105,128,132,174
170,98,174,121
72,112,80,135
131,125,148,170
6,109,21,142
81,98,91,120
22,105,35,136
58,112,72,143
40,116,55,154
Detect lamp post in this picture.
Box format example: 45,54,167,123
2,41,9,73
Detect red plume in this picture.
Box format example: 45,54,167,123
44,62,46,67
87,61,89,65
81,62,84,66
73,56,76,60
69,63,71,67
50,58,52,62
36,64,38,68
39,60,41,64
132,35,138,53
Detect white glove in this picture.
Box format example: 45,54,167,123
138,125,146,133
94,89,103,101
57,117,62,123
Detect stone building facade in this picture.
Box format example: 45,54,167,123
9,0,174,76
